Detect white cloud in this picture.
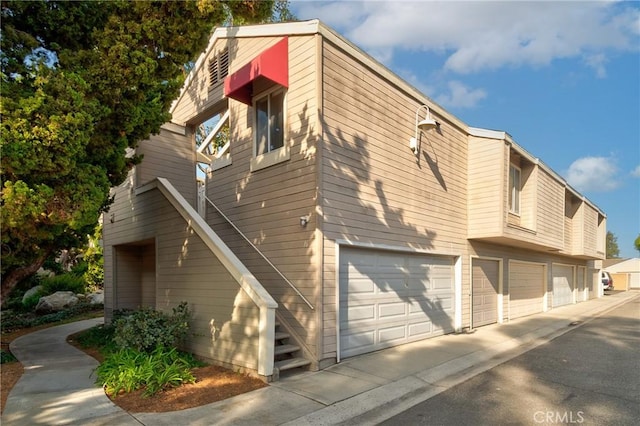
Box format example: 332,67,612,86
566,156,620,192
294,1,639,75
632,165,640,177
436,80,487,109
584,53,608,78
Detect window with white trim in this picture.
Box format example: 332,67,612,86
255,89,285,156
509,164,521,215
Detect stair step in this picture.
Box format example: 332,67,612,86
274,331,289,341
274,344,300,356
275,357,311,372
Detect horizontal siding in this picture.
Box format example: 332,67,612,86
103,188,262,372
468,136,505,237
136,127,196,206
535,169,564,247
583,204,599,256
320,39,469,360
201,34,320,358
172,38,233,124
571,203,584,254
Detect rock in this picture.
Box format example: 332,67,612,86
87,290,104,305
35,267,54,278
22,286,44,303
35,291,79,314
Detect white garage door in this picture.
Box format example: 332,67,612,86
339,248,455,359
552,264,574,308
576,266,587,302
509,261,545,320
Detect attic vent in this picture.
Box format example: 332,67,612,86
209,48,229,86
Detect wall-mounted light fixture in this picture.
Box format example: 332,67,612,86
300,215,310,227
409,105,438,154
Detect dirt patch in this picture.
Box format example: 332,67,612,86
1,362,23,413
107,365,267,413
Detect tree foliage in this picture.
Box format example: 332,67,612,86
606,231,620,259
634,234,640,254
1,0,279,299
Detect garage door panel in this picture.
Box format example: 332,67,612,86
346,304,375,321
345,279,376,294
342,331,376,356
378,325,407,343
340,248,455,358
379,302,406,319
408,322,432,337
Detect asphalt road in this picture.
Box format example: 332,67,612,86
381,296,640,426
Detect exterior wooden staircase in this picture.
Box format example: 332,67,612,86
273,320,311,379
202,198,313,380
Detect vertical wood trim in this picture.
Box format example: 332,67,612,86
314,33,325,362
258,305,275,376
334,241,341,363
454,256,462,332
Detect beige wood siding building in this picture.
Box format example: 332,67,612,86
102,20,606,379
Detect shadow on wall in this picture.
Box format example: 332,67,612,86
321,116,454,336
180,35,457,356
204,98,318,356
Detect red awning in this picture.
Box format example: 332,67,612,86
224,37,289,105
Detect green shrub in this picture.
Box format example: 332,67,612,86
95,346,197,397
71,261,89,277
1,349,17,364
113,302,190,353
22,292,45,311
40,273,86,295
0,302,102,333
3,275,43,311
74,324,117,355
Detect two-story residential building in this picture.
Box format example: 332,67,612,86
103,20,606,381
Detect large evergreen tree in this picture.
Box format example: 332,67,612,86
1,0,279,299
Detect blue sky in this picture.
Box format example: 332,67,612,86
292,1,640,258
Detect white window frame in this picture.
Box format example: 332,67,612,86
250,87,289,172
509,164,521,215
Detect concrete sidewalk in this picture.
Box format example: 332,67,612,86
3,291,638,425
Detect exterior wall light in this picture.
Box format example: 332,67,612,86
300,215,310,227
409,104,438,154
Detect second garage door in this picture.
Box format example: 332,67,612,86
472,258,499,327
552,264,574,308
339,247,455,359
509,261,545,320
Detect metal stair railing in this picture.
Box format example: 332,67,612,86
203,195,315,310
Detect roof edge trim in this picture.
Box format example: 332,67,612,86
170,20,320,115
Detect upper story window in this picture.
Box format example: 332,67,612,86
509,164,521,215
255,88,285,155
